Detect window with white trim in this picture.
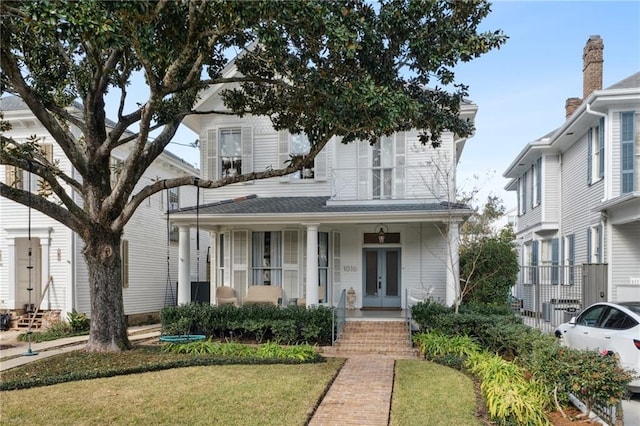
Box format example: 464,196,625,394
587,117,605,185
220,128,242,178
168,187,179,210
587,224,603,263
621,111,636,194
5,142,54,194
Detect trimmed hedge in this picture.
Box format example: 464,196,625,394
160,303,334,345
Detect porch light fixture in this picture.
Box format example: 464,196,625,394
377,224,389,244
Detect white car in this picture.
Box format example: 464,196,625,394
555,301,640,393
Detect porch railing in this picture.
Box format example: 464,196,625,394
329,165,449,201
332,289,346,346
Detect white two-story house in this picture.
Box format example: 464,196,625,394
504,36,639,324
0,97,205,325
170,60,478,311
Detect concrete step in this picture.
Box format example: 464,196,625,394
331,320,416,358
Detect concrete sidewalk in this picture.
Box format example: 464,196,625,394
0,324,161,372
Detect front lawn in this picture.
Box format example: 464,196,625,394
0,353,344,425
391,360,482,425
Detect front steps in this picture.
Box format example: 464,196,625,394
326,320,418,359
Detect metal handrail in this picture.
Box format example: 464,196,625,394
332,289,346,346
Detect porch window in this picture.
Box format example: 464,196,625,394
563,234,575,285
251,232,282,285
318,232,328,302
587,224,603,263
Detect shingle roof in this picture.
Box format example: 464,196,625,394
606,72,640,90
172,195,467,215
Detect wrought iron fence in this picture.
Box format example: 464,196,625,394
514,264,607,334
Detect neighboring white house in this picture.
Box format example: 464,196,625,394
504,36,640,324
0,96,205,324
169,59,479,310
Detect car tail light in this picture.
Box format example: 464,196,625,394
634,339,640,350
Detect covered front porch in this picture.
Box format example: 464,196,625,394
169,195,471,310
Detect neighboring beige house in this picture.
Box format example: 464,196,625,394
170,59,479,310
504,36,640,325
0,97,204,324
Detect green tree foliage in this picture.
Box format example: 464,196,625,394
459,196,518,305
1,0,506,351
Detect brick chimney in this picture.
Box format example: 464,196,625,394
583,35,604,100
565,36,604,119
565,97,582,119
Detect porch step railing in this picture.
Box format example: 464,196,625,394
332,289,346,346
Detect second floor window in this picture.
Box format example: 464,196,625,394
621,111,636,194
220,128,242,178
206,127,253,181
587,117,605,185
168,187,179,210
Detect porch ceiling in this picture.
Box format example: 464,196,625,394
169,195,472,227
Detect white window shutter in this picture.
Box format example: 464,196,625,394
332,231,341,284
283,230,300,298
222,231,231,286
207,129,217,180
395,132,406,199
357,141,370,199
314,143,328,181
232,230,248,300
242,127,253,174
279,130,290,181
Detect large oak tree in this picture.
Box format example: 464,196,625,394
1,0,506,351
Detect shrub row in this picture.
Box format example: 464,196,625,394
411,300,635,422
160,303,334,345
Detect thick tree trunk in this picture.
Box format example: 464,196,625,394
84,230,131,352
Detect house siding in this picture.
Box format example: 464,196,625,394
609,222,640,302
543,155,560,223
1,108,199,318
560,131,605,265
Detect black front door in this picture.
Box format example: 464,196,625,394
362,248,401,308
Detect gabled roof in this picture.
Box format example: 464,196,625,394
606,72,640,90
170,195,472,225
503,71,640,184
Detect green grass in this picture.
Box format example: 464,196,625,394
0,351,344,425
1,346,483,425
391,359,482,426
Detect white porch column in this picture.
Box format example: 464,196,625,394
39,237,50,310
305,223,319,306
209,231,217,305
177,226,191,305
445,222,459,307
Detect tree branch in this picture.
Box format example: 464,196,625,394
0,182,84,235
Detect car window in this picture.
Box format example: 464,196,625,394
599,308,632,329
617,315,639,330
577,305,608,327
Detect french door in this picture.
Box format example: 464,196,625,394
362,248,401,308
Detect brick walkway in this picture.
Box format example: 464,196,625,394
308,354,395,426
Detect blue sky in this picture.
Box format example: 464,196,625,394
162,0,640,210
